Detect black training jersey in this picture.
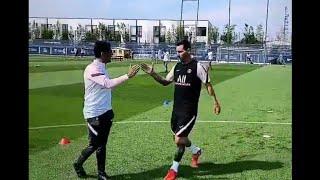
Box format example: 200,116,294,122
170,60,209,114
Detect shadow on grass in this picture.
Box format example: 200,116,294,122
103,160,283,180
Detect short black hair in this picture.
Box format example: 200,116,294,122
94,40,111,58
176,39,191,51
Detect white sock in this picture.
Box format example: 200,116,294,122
187,144,201,154
170,161,179,172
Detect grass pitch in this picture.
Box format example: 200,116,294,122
29,56,291,179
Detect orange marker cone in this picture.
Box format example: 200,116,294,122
59,137,71,145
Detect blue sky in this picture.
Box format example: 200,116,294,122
29,0,291,40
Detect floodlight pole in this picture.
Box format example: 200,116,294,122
227,0,231,63
180,0,200,55
195,0,199,56
74,30,77,46
195,0,200,38
263,0,269,64
180,0,184,41
46,18,49,29
91,18,93,34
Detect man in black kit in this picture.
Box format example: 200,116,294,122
141,39,221,180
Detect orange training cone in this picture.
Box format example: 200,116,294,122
59,137,71,145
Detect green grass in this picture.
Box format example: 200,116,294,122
30,123,290,180
29,56,158,73
29,55,93,62
28,81,169,154
199,65,292,123
29,66,142,89
29,59,260,154
29,60,139,73
210,64,260,84
29,62,291,179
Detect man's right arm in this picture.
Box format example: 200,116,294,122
86,65,139,89
141,63,174,86
149,71,171,86
86,66,128,89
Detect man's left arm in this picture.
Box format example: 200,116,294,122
197,63,221,115
205,82,221,115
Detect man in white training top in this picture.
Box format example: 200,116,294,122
73,40,140,180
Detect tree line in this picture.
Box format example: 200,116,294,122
30,20,281,45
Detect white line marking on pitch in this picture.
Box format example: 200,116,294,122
29,120,291,130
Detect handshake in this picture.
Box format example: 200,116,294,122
127,63,155,78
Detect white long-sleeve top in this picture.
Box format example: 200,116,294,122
83,59,129,119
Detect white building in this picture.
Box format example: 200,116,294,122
29,17,213,45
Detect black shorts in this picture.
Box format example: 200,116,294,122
171,111,197,137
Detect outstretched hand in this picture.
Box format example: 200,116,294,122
140,63,154,74
127,64,140,78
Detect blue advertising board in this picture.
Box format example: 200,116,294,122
51,47,66,55
29,46,39,54
67,47,77,55
40,47,51,54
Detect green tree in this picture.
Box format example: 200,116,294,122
31,20,40,39
106,30,113,41
220,24,236,44
68,27,75,42
208,26,219,43
124,30,130,42
114,31,121,42
98,23,107,40
61,31,69,40
41,29,54,39
105,25,117,41
170,24,177,43
165,29,172,44
84,31,98,41
242,23,260,44
255,24,264,43
176,23,185,42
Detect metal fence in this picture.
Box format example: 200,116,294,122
216,44,292,64
29,39,291,64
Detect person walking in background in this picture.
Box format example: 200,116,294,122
163,50,170,73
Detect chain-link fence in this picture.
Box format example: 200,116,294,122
29,39,291,64
215,44,291,64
